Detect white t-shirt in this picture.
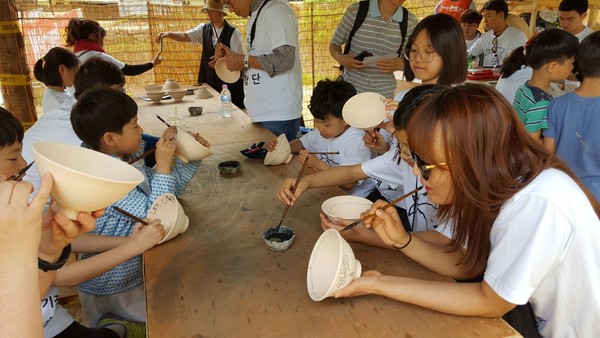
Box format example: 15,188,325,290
186,23,243,54
574,25,595,42
495,66,533,104
41,88,71,114
42,287,74,337
483,169,600,337
23,96,81,196
465,31,481,50
300,127,375,197
244,0,303,122
361,148,438,231
75,50,125,69
468,27,527,68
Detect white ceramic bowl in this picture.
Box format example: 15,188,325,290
162,78,180,91
144,85,162,92
32,142,144,220
264,134,293,166
145,90,165,104
342,92,387,130
175,127,213,163
195,85,212,99
307,229,362,301
215,58,240,83
146,193,189,244
167,88,187,102
321,195,373,221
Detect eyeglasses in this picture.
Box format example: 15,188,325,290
411,150,446,180
388,134,414,165
403,48,436,63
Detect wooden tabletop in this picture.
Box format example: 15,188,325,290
143,141,520,337
132,85,273,145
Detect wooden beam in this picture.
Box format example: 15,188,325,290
0,0,37,122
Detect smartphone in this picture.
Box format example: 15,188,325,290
354,51,373,62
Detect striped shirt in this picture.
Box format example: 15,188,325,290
513,82,553,133
331,0,417,97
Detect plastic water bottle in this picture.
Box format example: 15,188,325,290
467,54,473,70
220,85,232,118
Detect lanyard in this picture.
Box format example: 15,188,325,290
247,0,271,52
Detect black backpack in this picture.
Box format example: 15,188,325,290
340,1,409,70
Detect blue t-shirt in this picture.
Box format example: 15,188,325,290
546,92,600,201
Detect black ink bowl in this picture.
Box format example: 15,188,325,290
263,226,295,252
218,161,241,174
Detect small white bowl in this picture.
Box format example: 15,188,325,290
307,229,362,301
32,142,144,220
215,58,240,83
264,134,293,166
146,193,189,244
175,127,213,163
321,195,373,221
195,85,212,99
162,78,180,91
167,88,187,102
342,92,387,130
145,90,165,104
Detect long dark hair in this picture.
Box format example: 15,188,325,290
403,14,467,85
407,84,600,274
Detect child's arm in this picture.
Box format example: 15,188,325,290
52,220,165,287
278,164,368,205
70,233,128,254
542,137,556,154
297,150,330,172
290,139,305,154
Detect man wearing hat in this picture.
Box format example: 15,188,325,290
217,0,303,141
156,0,245,108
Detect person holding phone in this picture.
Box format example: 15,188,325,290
329,0,418,97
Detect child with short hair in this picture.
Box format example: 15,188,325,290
268,78,374,197
279,85,444,233
460,9,483,50
70,87,202,327
512,29,579,141
33,47,79,113
544,31,600,202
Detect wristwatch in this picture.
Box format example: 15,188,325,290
244,54,249,69
38,244,71,272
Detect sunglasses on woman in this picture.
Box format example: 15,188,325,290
411,151,446,180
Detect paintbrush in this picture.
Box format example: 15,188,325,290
156,115,171,128
340,186,423,232
274,156,310,229
113,206,149,225
307,151,339,155
7,161,34,181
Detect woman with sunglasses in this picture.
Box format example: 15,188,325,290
324,84,600,337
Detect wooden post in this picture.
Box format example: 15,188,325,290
0,0,37,122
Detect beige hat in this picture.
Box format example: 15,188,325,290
202,0,228,15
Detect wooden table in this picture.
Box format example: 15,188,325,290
143,141,520,337
133,85,272,145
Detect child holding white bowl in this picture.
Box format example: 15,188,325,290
268,78,375,197
70,87,204,327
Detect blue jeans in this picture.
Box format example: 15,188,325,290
259,118,301,141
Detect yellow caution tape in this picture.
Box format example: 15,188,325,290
0,21,22,34
0,74,31,86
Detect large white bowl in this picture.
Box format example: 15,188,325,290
167,88,187,102
307,229,362,301
146,193,189,244
215,58,240,83
32,142,144,220
175,127,213,163
145,90,165,104
321,195,373,221
342,92,387,130
264,134,293,166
